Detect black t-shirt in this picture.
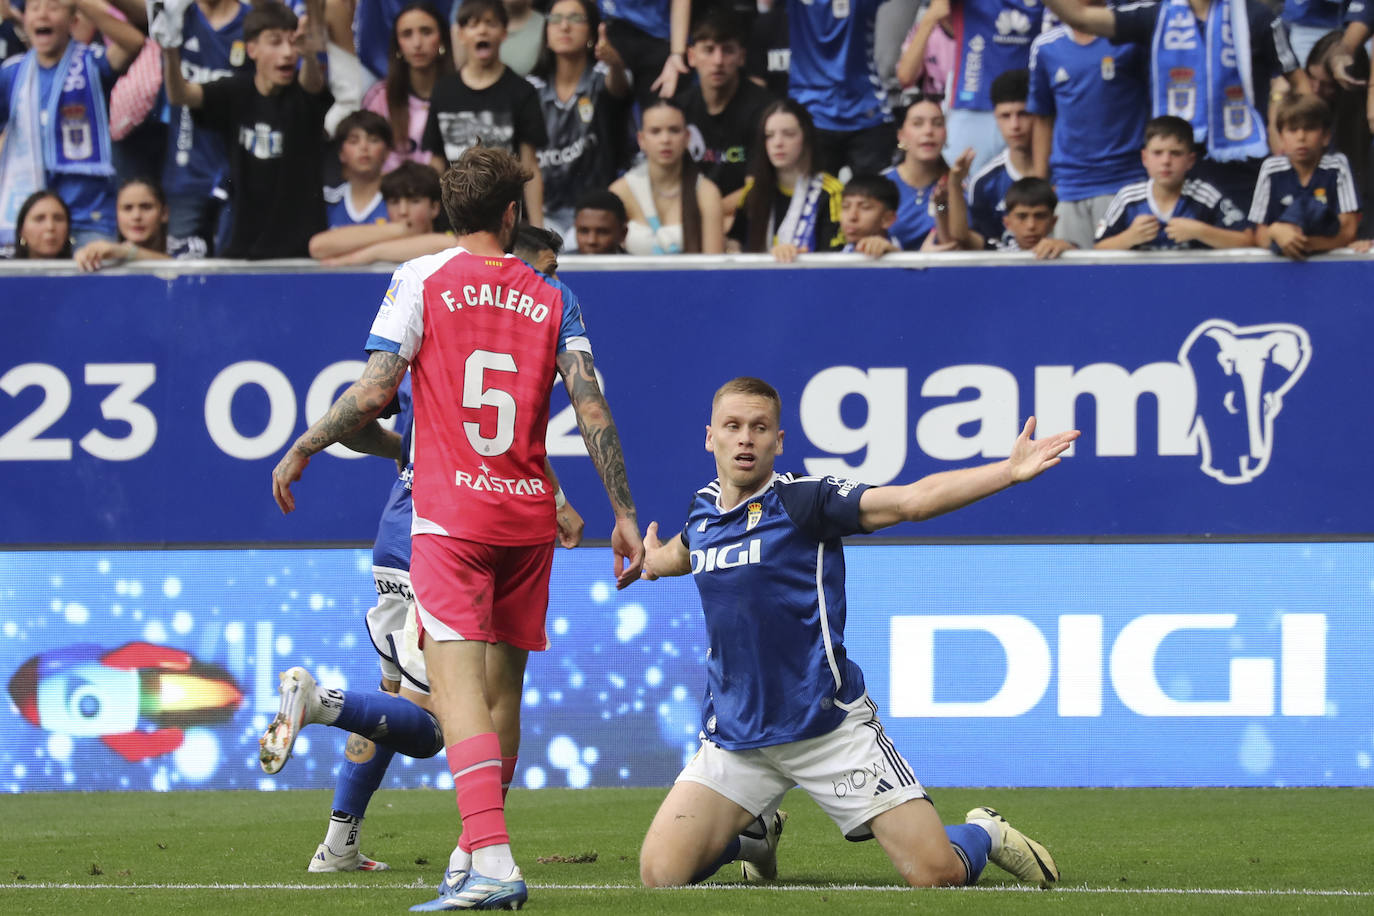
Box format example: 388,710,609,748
682,78,776,198
422,67,549,164
197,74,332,259
746,2,789,98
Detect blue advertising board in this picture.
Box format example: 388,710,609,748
3,542,1369,791
3,258,1371,544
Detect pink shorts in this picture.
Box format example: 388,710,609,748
410,534,554,651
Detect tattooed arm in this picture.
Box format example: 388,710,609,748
556,348,644,588
272,351,410,513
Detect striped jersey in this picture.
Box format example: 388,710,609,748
1248,153,1360,235
1096,178,1247,248
682,472,873,750
367,248,591,545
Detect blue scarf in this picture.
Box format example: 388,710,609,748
0,41,114,245
1150,0,1268,162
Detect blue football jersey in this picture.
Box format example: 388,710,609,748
324,183,388,227
681,472,873,750
598,0,672,39
164,3,249,198
1249,153,1360,235
949,0,1045,112
881,164,937,249
967,150,1020,242
372,374,415,571
1027,26,1148,200
1095,178,1248,248
786,0,888,132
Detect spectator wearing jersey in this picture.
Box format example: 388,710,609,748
786,0,894,176
896,0,956,100
0,0,145,248
1095,115,1252,250
839,171,901,257
157,0,250,258
1282,0,1343,68
966,69,1032,248
880,95,951,249
7,188,72,258
610,98,724,254
598,0,692,109
325,110,392,227
1040,0,1301,213
731,98,845,261
75,176,176,269
944,0,1046,176
746,0,788,97
572,188,629,253
680,7,774,219
1027,2,1149,249
527,0,629,241
423,0,546,225
1252,93,1361,258
161,0,333,259
451,0,544,75
310,159,449,263
361,2,454,173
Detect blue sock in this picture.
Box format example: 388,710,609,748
321,688,443,759
331,742,397,818
688,836,741,884
945,823,991,885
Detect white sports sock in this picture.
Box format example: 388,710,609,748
315,688,343,726
969,817,1002,854
323,812,361,853
472,843,517,880
448,846,473,875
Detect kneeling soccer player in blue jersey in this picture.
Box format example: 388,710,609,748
637,376,1078,889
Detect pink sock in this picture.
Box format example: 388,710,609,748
501,755,518,799
446,733,509,849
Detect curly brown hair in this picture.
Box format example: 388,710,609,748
441,146,532,235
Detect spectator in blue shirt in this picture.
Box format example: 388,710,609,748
966,69,1033,247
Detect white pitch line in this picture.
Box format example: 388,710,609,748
1,883,1371,897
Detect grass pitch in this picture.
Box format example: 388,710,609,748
2,786,1370,914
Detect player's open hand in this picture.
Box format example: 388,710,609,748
272,448,310,514
555,500,585,549
611,516,644,589
1007,417,1080,483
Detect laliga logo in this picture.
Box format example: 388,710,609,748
1179,320,1311,485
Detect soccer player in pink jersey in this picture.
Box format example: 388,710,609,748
266,145,644,911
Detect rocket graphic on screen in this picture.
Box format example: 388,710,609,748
7,642,243,761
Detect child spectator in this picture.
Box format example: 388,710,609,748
157,0,250,259
324,110,392,227
839,172,900,257
361,2,454,173
1251,93,1361,258
1095,115,1252,250
423,0,545,224
610,98,724,254
895,0,955,100
309,158,448,263
6,188,72,258
571,188,628,253
160,0,333,259
74,176,175,268
1027,1,1150,249
680,6,774,219
966,69,1033,247
947,175,1073,257
452,0,542,76
881,94,951,250
731,97,844,261
526,0,629,240
0,0,144,247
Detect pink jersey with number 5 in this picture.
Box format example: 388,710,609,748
366,247,592,545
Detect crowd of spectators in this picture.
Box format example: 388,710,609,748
2,0,1373,267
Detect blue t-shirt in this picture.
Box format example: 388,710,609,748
1095,178,1248,248
164,2,249,198
881,164,937,249
1027,26,1149,200
950,0,1046,112
324,183,388,227
786,0,888,132
682,472,872,750
0,44,117,238
1248,153,1361,235
1283,0,1342,29
598,0,672,39
967,149,1020,241
372,374,415,571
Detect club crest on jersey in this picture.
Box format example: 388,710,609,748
1100,56,1115,80
230,41,245,67
746,502,762,531
577,96,594,123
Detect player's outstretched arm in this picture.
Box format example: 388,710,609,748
272,351,409,514
857,417,1079,532
556,349,643,588
641,522,691,580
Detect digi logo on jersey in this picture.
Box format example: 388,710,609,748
799,319,1311,486
690,538,763,574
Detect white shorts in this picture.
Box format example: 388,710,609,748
365,566,430,694
677,696,927,840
